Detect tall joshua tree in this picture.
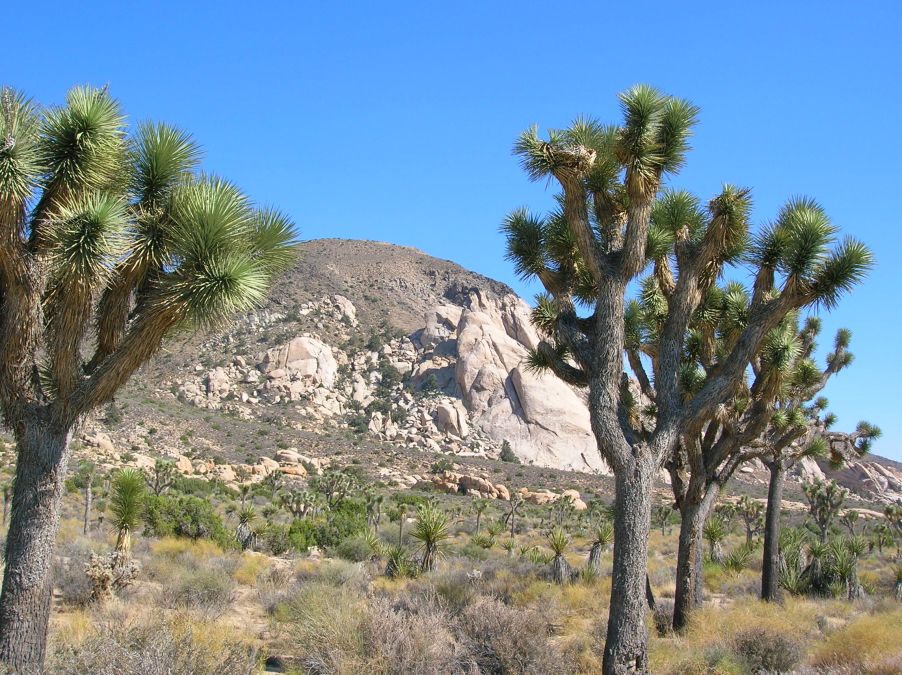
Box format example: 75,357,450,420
0,85,293,671
504,85,872,673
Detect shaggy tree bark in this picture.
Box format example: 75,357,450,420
604,456,655,673
0,422,72,671
761,459,785,602
672,474,719,629
82,476,93,535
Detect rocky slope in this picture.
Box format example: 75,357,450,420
75,239,900,506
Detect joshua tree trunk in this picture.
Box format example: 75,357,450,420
761,460,785,602
0,421,73,673
588,542,602,574
83,481,93,535
603,455,655,675
673,479,718,630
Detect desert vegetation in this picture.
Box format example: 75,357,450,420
21,452,902,673
0,78,899,675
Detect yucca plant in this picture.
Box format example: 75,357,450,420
384,544,414,580
587,520,614,574
501,538,516,557
471,533,495,550
703,517,728,565
236,506,257,551
109,469,146,559
410,502,449,572
363,528,385,559
724,542,756,575
0,85,294,670
548,527,572,585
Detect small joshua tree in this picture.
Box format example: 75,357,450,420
472,498,489,535
804,479,848,543
737,496,765,546
71,461,97,535
410,502,449,572
653,504,675,537
703,516,728,565
587,519,614,574
548,527,572,585
145,458,176,496
840,510,860,537
502,493,524,538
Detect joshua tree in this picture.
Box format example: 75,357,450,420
737,496,765,546
0,85,294,670
587,519,614,574
472,498,489,535
71,461,96,535
261,471,284,501
502,493,524,538
235,505,257,551
365,491,384,531
310,466,359,507
548,527,572,585
804,479,848,544
840,510,860,537
652,504,675,537
756,325,879,602
238,484,253,509
504,85,871,669
109,469,146,559
145,458,176,496
388,503,409,546
410,502,449,572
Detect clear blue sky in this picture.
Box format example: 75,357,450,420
6,1,901,460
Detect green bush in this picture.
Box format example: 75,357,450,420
336,535,374,563
143,495,232,549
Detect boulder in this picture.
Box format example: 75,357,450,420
260,336,337,388
434,400,470,438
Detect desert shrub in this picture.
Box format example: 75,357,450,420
143,495,232,549
460,542,491,561
159,567,237,619
499,441,520,464
52,540,95,607
458,596,571,673
810,608,902,672
652,598,675,637
47,615,256,674
233,553,269,586
731,627,803,673
335,534,374,562
285,583,368,673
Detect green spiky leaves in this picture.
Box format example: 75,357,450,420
162,176,292,329
130,121,201,206
39,85,126,198
0,87,42,213
46,192,127,287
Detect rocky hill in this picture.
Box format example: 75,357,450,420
70,238,901,508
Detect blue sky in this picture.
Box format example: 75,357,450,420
6,1,901,460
